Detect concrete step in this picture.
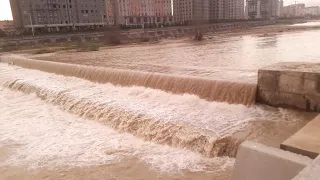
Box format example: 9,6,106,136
281,115,320,159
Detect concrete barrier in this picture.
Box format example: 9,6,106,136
232,141,311,180
257,62,320,112
293,156,320,180
281,115,320,159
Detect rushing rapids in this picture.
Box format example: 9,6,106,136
0,88,235,174
1,55,257,105
0,63,312,159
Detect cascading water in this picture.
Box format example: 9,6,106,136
0,63,312,159
2,55,257,105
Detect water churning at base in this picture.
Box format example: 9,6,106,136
0,66,243,157
3,55,257,105
0,64,309,159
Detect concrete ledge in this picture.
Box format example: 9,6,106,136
232,141,311,180
281,115,320,159
293,156,320,180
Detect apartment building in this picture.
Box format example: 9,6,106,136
246,0,279,20
173,0,193,23
174,0,244,23
223,0,244,20
106,0,173,26
173,0,209,24
10,0,107,30
304,6,320,17
209,0,224,20
281,3,305,18
281,4,319,18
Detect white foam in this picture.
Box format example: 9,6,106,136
0,88,233,172
0,64,305,139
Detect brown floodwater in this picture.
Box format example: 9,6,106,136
1,24,320,180
0,64,317,180
31,28,320,83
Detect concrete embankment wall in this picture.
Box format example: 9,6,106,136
257,62,320,112
232,141,320,180
0,21,275,47
232,141,312,180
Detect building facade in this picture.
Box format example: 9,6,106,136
246,0,279,20
281,3,305,18
281,4,320,18
10,0,108,30
173,0,193,23
223,0,244,20
209,0,224,20
304,6,320,17
174,0,244,23
106,0,173,26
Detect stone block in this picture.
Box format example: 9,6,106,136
304,73,318,81
258,91,306,109
38,39,52,44
279,73,303,93
258,71,279,91
56,38,68,43
70,36,82,42
84,36,94,41
232,141,311,180
303,79,317,92
278,92,307,109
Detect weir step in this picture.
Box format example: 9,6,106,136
281,115,320,159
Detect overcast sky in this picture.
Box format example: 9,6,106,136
0,0,320,20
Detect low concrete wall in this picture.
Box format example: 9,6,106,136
293,156,320,180
257,62,320,112
232,141,312,180
0,21,275,47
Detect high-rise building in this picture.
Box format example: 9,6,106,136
246,0,279,20
106,0,173,26
209,0,224,20
174,0,244,23
10,0,108,30
173,0,209,24
223,0,245,20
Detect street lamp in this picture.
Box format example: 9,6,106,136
24,11,34,36
99,12,105,26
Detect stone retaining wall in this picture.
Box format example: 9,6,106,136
257,62,320,112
